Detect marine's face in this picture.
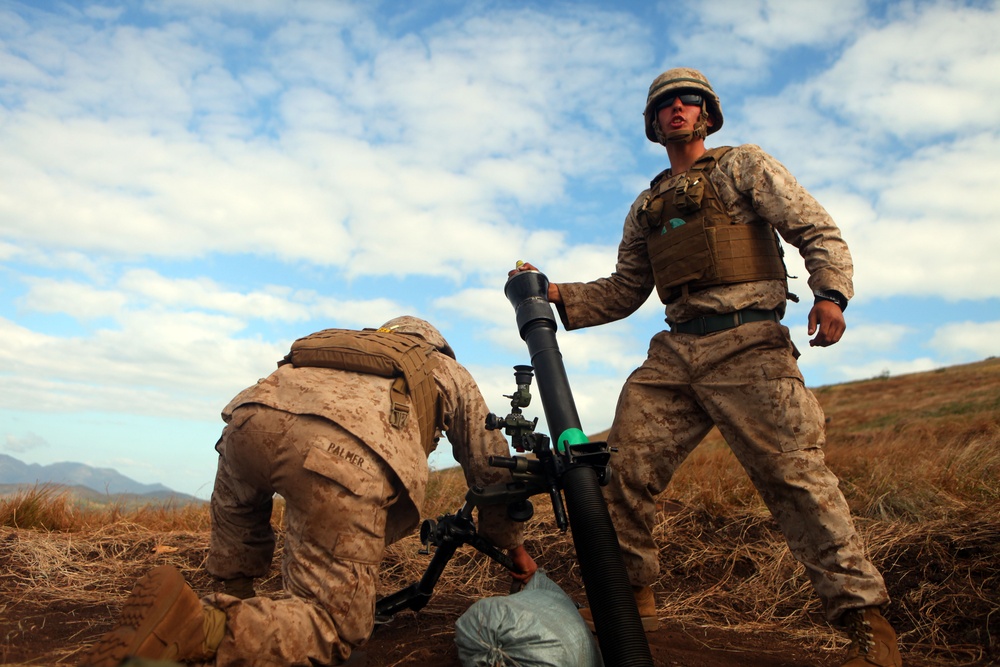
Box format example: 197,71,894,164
656,92,711,135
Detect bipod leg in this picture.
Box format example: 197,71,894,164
374,535,461,623
375,501,502,623
467,533,514,572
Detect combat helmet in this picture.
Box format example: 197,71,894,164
379,316,456,359
643,67,723,143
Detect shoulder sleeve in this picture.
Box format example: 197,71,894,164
722,144,854,299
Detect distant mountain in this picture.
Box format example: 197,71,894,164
0,453,202,503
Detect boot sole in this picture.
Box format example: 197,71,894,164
79,565,204,667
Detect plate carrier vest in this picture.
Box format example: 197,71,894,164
280,328,443,454
640,146,788,303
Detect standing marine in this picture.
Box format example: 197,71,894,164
512,67,901,667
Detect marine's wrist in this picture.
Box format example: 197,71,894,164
813,289,848,311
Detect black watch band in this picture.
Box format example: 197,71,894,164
814,290,848,312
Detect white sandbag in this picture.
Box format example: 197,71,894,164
454,569,603,667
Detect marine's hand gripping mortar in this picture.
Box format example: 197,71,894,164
374,270,653,667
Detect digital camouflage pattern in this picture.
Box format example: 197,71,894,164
199,342,520,666
554,142,889,622
218,353,518,548
601,324,887,621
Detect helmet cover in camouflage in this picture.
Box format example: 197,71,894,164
379,316,456,359
643,67,724,143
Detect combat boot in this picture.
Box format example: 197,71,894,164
78,565,226,667
840,607,902,667
579,585,659,633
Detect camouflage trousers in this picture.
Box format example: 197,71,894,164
605,320,889,622
205,404,396,666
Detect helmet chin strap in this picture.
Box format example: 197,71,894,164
654,108,711,145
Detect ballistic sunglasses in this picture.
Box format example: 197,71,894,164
655,93,704,112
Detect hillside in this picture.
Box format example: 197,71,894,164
591,356,1000,449
0,453,202,504
1,357,997,666
0,483,205,510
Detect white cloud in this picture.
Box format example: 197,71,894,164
814,2,1000,141
4,431,49,453
118,270,313,322
307,295,412,329
930,320,1000,361
527,242,618,286
16,268,408,329
2,289,259,411
848,132,1000,300
21,277,128,319
436,288,513,330
147,0,366,24
1,3,649,283
721,3,1000,305
656,0,869,88
1,263,431,423
82,5,125,22
0,115,359,260
540,372,627,435
557,326,649,376
696,0,867,45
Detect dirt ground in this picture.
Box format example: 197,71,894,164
0,593,956,667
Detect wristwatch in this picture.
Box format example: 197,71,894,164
813,289,848,312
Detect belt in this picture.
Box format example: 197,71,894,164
671,308,780,335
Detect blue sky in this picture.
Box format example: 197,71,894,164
2,0,998,499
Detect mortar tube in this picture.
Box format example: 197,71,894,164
504,270,653,667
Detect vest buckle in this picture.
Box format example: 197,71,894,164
389,401,410,429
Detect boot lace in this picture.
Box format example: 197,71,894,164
844,611,875,655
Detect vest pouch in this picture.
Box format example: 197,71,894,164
672,175,706,215
637,192,665,230
707,224,787,284
648,216,716,301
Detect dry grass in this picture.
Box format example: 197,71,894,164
378,359,1000,665
2,357,998,665
0,484,212,533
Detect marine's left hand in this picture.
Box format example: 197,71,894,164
808,300,846,347
507,544,538,584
